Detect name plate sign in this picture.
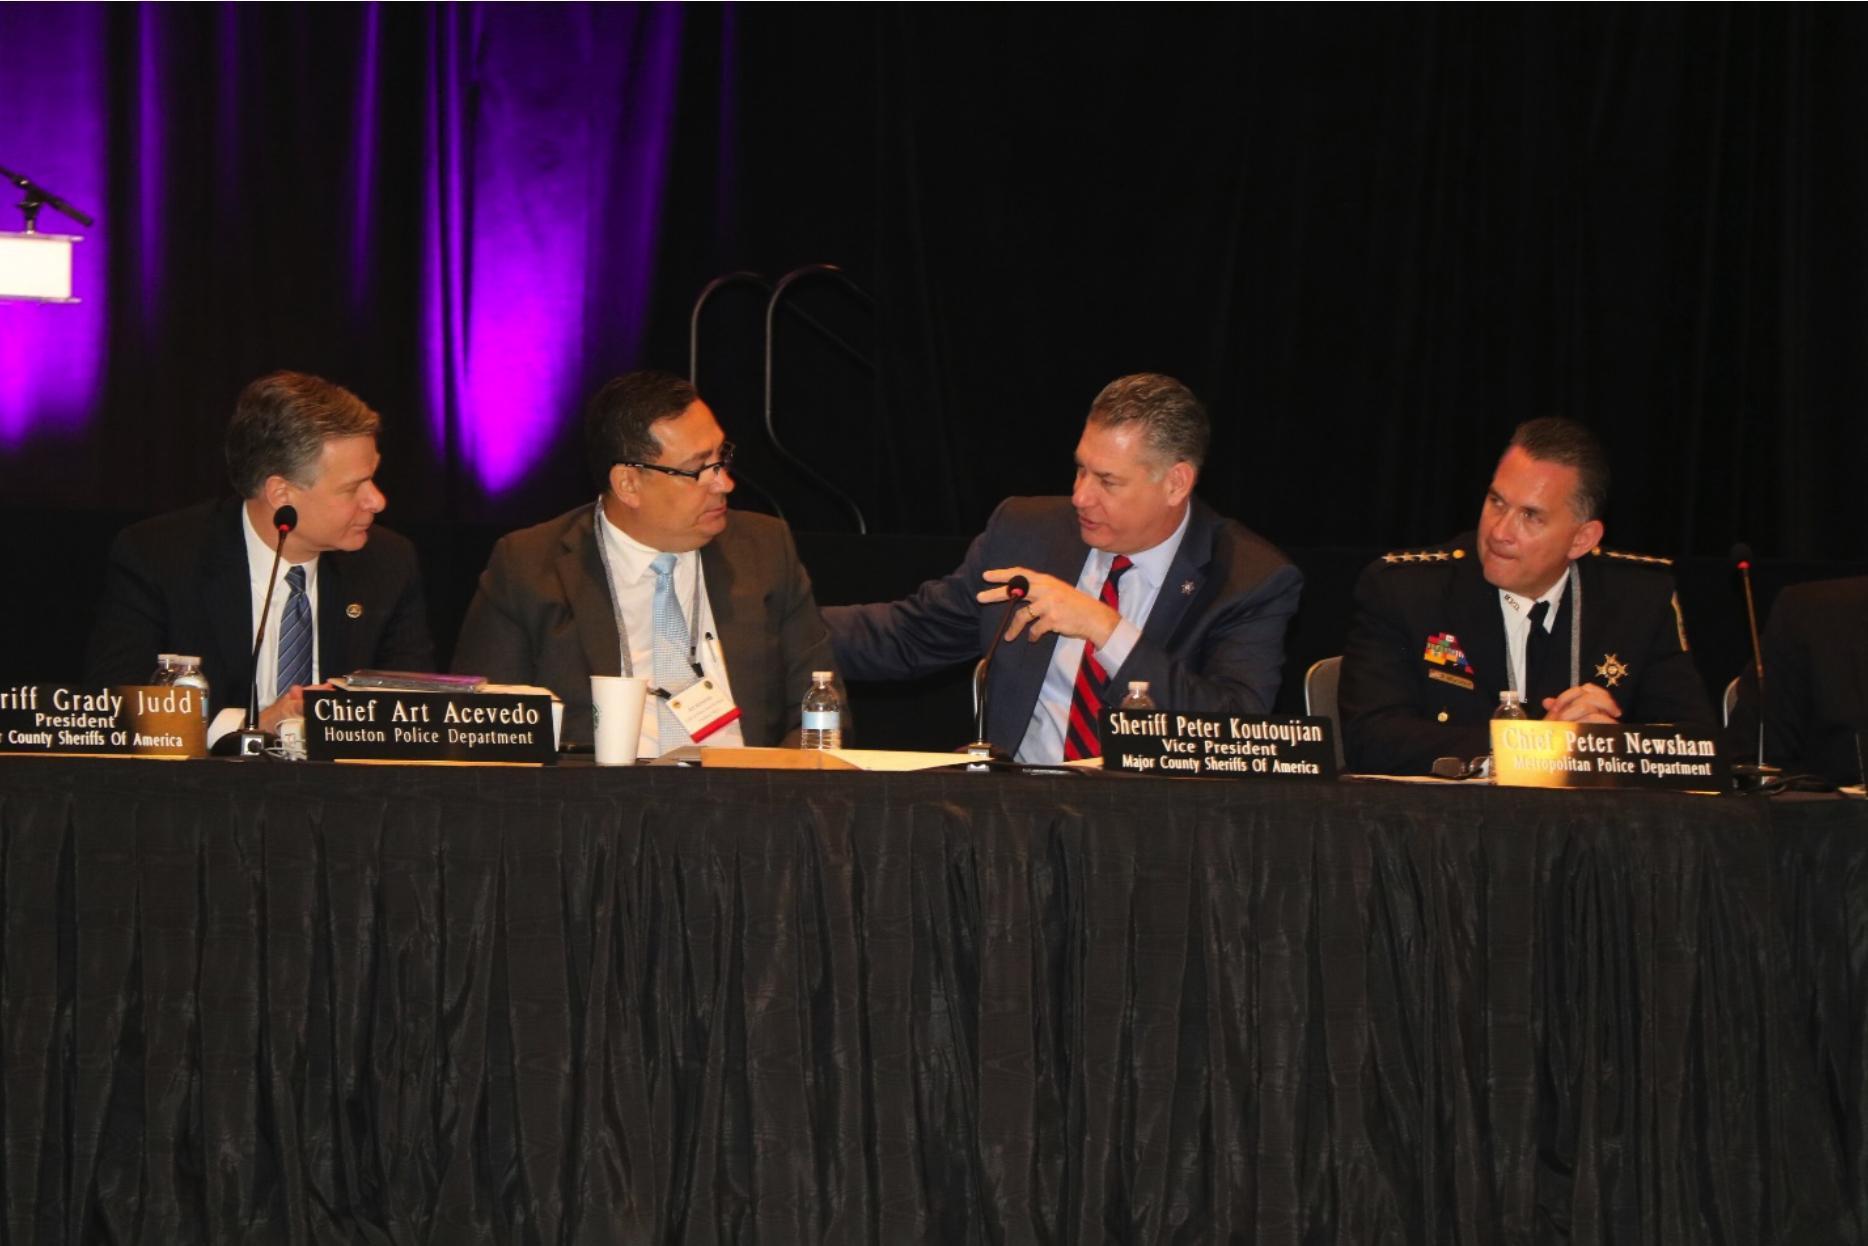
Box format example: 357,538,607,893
306,689,556,764
0,684,206,758
1490,721,1726,791
1101,710,1338,779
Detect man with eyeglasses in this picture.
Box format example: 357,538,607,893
452,370,842,754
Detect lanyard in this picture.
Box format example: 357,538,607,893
591,500,703,696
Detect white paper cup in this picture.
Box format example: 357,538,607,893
590,676,649,765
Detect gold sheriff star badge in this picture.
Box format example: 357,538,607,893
1595,653,1630,687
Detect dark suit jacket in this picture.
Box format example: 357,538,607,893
83,498,435,716
1726,576,1868,785
824,495,1303,757
1340,534,1714,774
450,505,839,748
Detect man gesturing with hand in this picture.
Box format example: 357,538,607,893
826,373,1303,763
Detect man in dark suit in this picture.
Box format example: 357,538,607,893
85,372,434,745
451,371,839,753
1340,417,1713,775
825,373,1303,763
1726,576,1868,786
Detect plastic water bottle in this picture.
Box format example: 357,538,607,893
1119,681,1157,710
800,671,843,750
169,655,212,729
1493,690,1529,721
1484,689,1529,778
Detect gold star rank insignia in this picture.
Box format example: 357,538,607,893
1595,653,1630,687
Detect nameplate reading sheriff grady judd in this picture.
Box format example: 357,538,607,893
0,684,206,758
1100,709,1338,780
1489,720,1726,792
305,689,557,764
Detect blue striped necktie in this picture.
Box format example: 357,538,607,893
277,565,313,698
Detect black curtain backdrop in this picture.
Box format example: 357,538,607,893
4,4,1865,558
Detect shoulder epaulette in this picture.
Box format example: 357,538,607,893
1589,547,1674,567
1379,546,1467,565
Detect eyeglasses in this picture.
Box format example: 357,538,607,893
617,441,736,483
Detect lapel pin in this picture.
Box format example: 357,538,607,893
1180,579,1196,596
346,603,363,619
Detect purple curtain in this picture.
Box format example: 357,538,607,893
0,5,108,447
0,3,690,510
423,4,685,495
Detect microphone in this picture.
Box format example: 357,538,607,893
1729,542,1781,790
213,505,297,758
961,574,1030,762
0,162,96,229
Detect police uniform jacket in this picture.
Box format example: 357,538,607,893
1339,533,1714,775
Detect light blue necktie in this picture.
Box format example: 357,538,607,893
650,553,691,749
276,565,313,698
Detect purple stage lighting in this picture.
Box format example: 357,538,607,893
0,6,107,447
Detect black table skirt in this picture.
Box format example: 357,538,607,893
1,756,1863,1244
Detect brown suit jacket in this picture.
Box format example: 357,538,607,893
450,504,840,748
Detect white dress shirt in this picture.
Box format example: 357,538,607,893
206,507,321,746
596,508,746,758
1016,505,1191,764
1498,567,1569,698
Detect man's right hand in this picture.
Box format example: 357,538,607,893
1542,682,1622,724
258,686,307,733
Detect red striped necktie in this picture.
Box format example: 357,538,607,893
1063,554,1133,760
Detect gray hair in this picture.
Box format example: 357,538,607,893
1086,373,1209,472
1507,417,1611,521
225,372,381,497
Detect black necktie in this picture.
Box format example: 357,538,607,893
1525,599,1553,698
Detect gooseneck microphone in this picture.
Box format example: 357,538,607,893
214,505,297,758
961,575,1030,761
1730,543,1781,789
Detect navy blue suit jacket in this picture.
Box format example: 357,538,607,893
84,498,435,716
825,496,1303,757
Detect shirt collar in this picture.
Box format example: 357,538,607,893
596,500,695,586
239,501,318,584
1092,504,1191,593
1498,565,1570,631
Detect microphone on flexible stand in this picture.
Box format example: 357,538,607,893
960,575,1030,763
213,505,297,758
1729,542,1782,791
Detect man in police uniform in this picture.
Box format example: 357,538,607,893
1339,417,1714,775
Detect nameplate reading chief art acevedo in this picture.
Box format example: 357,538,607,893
305,688,556,764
